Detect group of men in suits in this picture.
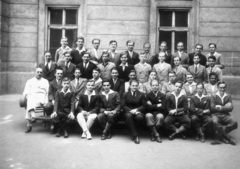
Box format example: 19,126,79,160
23,37,237,145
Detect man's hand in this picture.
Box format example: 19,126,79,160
104,111,110,115
52,100,55,105
147,101,152,105
157,103,162,107
68,112,75,120
169,109,176,115
50,112,57,119
135,111,140,115
130,109,137,114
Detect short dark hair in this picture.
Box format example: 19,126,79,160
74,68,81,73
209,43,217,48
150,79,159,86
102,79,110,85
196,83,204,89
83,52,90,57
209,72,217,78
62,77,70,82
173,56,181,61
44,50,51,55
217,81,227,88
129,79,139,85
160,41,167,46
195,44,203,49
93,68,101,73
92,38,101,44
143,42,151,48
111,67,118,73
168,71,176,76
175,81,183,87
109,40,117,45
208,56,216,61
186,72,193,77
76,36,85,42
55,67,63,73
129,69,136,75
87,79,95,84
149,70,157,75
126,40,135,46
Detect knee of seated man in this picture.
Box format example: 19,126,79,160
145,113,153,119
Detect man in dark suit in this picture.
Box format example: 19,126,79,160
120,40,139,66
109,67,124,97
146,80,166,143
60,51,76,80
171,42,189,69
77,52,97,79
108,40,120,66
121,79,146,144
188,55,208,84
164,81,191,140
97,79,121,140
188,44,207,66
71,36,87,65
117,52,134,82
50,77,75,138
38,51,58,82
152,41,172,66
76,80,100,140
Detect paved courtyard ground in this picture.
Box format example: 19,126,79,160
0,95,240,169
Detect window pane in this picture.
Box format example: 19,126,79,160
50,29,62,61
175,32,188,51
50,9,62,24
65,29,78,49
160,11,172,26
175,11,188,27
159,31,172,53
66,9,77,25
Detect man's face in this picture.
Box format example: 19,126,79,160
144,44,151,53
186,75,193,83
120,55,128,63
35,68,43,79
130,81,138,92
139,54,146,63
209,44,216,53
151,81,159,92
110,42,117,51
158,53,166,62
169,73,176,83
193,56,200,64
174,82,182,94
61,38,68,46
196,84,204,95
127,42,134,51
160,43,167,52
103,82,111,92
92,70,100,79
149,72,157,80
62,81,70,90
93,40,100,49
83,54,90,63
174,57,180,66
102,54,109,62
76,39,84,48
218,84,226,94
208,58,215,67
45,52,52,61
177,43,184,51
111,70,119,79
195,45,203,54
55,69,63,80
86,82,94,92
129,72,136,80
74,70,81,78
64,54,71,62
209,75,217,85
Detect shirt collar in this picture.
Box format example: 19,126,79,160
172,91,184,99
120,62,129,66
61,88,71,94
76,47,86,53
102,89,114,96
216,91,227,100
61,46,70,50
84,90,96,96
186,82,197,86
195,93,207,100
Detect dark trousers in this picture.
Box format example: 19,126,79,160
124,112,144,137
44,102,53,116
53,113,73,130
212,114,238,134
97,113,118,127
191,115,212,132
164,114,191,133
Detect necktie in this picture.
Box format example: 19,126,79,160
66,64,68,71
210,67,213,73
133,92,136,98
76,80,79,88
45,63,49,71
195,65,197,73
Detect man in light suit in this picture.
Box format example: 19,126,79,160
206,56,222,82
60,51,76,80
97,79,121,140
120,40,139,66
171,42,189,69
153,52,172,83
204,72,218,97
172,56,188,82
182,73,197,97
76,52,97,80
143,42,153,66
71,36,87,65
108,40,120,66
38,51,58,82
188,55,208,84
88,38,104,65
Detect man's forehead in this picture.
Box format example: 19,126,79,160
36,68,43,72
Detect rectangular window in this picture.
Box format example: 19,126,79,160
47,8,78,60
158,10,189,53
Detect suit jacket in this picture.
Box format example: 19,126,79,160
210,92,233,115
54,90,75,115
49,79,62,101
204,83,218,97
146,91,166,114
166,93,188,115
188,64,208,84
77,91,100,114
70,78,87,99
120,50,139,66
171,52,189,69
60,62,76,80
121,90,146,113
152,52,172,66
39,61,58,82
99,90,121,114
108,50,121,66
188,53,207,66
206,66,222,82
189,94,210,116
76,61,97,79
88,48,104,64
110,78,124,97
206,52,224,69
117,64,134,82
153,62,172,83
71,48,87,65
172,65,188,82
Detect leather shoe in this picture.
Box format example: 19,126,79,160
107,133,112,139
150,133,156,141
195,135,200,141
50,124,54,134
25,126,32,133
63,130,68,138
155,136,162,143
221,138,229,144
169,133,176,140
133,136,140,144
56,130,61,137
181,134,186,140
227,137,236,145
101,133,107,140
200,135,205,143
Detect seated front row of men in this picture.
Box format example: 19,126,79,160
23,67,237,145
